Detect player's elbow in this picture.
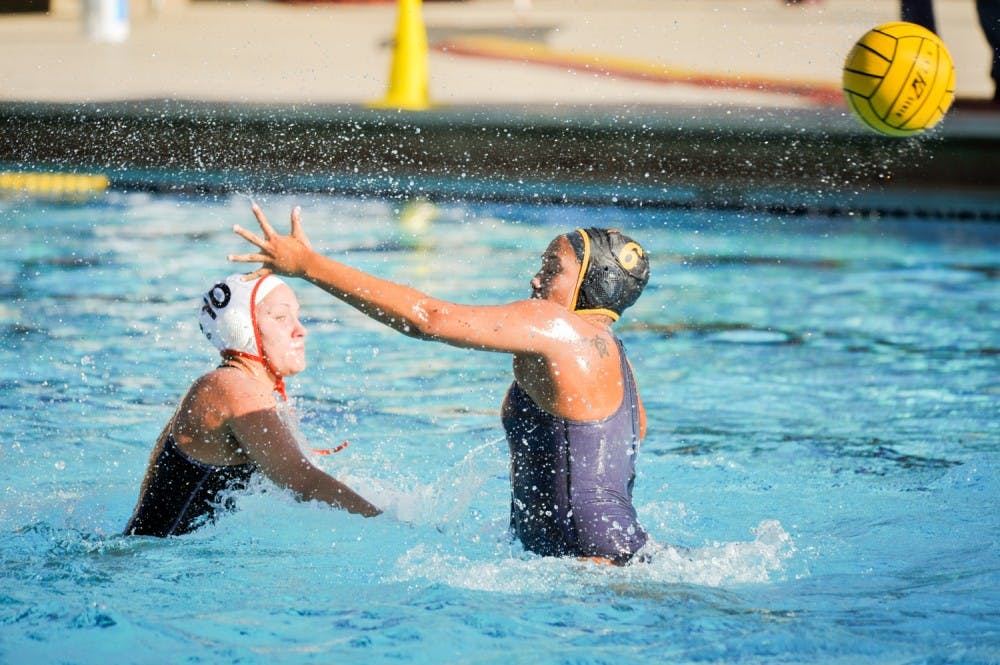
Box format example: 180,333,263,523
405,300,450,342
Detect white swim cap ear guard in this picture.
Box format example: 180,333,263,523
199,273,285,357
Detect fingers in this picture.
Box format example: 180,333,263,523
289,206,314,250
228,252,271,264
251,203,278,239
233,204,309,272
233,224,267,249
234,268,273,281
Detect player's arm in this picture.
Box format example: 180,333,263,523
230,205,580,355
224,376,381,517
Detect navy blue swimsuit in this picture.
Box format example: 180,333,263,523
124,435,256,537
502,338,647,563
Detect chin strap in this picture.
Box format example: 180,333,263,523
220,275,288,401
220,349,287,401
310,441,350,455
574,307,620,322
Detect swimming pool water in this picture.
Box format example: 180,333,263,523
1,191,997,663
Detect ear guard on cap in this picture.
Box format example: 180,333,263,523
199,273,284,357
199,273,289,400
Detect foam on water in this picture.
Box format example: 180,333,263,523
392,519,794,594
338,439,509,528
329,436,797,592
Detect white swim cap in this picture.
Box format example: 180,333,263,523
199,273,286,357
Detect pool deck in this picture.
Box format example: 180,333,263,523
1,0,999,217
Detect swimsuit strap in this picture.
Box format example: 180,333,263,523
612,336,640,438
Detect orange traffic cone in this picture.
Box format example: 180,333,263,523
370,0,431,110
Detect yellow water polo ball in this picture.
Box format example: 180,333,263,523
842,21,955,137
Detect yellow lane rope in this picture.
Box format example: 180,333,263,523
0,171,110,196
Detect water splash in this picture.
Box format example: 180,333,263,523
341,438,508,528
391,519,795,593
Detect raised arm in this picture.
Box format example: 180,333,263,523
229,205,578,355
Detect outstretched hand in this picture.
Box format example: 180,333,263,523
229,204,314,278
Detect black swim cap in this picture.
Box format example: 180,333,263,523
565,228,649,320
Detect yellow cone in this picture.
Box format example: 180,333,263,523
370,0,431,110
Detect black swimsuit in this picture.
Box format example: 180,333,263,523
124,435,256,537
502,337,648,563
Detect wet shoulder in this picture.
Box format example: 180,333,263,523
188,368,277,419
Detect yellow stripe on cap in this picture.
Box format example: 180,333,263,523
570,228,620,320
570,227,590,313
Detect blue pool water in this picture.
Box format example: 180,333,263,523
0,191,997,663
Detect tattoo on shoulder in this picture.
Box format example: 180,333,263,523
591,335,609,357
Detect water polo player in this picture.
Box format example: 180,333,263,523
125,273,380,537
231,206,650,564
